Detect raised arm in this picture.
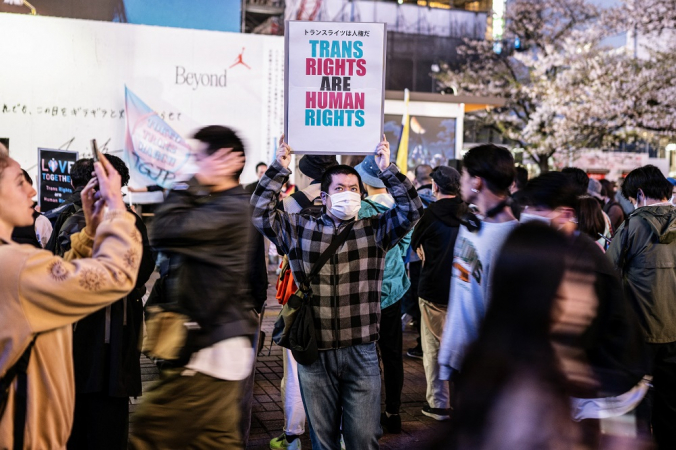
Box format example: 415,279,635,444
19,157,142,333
373,141,423,250
250,139,295,254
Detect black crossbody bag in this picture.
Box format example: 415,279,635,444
272,222,354,365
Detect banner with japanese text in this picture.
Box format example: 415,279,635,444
285,21,386,155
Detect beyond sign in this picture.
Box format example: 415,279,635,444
175,66,227,90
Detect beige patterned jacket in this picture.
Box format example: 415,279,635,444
0,210,142,450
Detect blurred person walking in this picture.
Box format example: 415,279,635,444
441,224,580,450
129,126,258,449
52,156,155,450
0,153,142,449
520,172,649,444
606,165,676,449
355,155,412,434
251,136,422,450
410,166,467,421
270,154,337,450
438,144,518,382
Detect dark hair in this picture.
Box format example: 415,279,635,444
414,164,433,184
561,167,589,196
599,179,615,199
577,196,605,241
256,162,268,171
452,224,569,445
104,154,130,187
71,158,95,188
0,143,8,178
320,164,364,194
21,169,33,186
621,165,672,201
462,144,515,195
522,171,578,211
514,166,528,190
193,125,246,178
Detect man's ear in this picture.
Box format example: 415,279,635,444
472,176,483,193
321,191,328,206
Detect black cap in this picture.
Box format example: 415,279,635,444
298,155,338,181
431,166,461,194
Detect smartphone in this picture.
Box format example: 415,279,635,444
91,139,107,174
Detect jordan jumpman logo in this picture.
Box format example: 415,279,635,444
230,48,251,69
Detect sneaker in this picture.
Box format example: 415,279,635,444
406,345,423,359
422,404,451,421
270,433,301,450
380,412,402,434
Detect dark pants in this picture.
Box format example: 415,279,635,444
379,301,404,415
129,369,243,449
67,392,129,450
638,341,676,449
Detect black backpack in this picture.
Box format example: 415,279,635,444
44,203,79,254
290,191,324,217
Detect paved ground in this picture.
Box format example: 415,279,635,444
132,273,449,449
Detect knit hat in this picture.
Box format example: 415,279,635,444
298,155,338,181
354,155,385,188
587,178,604,200
431,165,461,194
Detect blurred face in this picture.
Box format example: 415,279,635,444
321,173,360,209
256,165,267,180
0,159,37,228
522,205,575,231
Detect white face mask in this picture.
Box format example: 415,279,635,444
520,213,552,226
328,191,361,220
670,195,676,206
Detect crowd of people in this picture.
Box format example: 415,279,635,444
0,128,675,449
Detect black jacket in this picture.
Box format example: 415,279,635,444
151,179,258,351
411,197,467,305
58,208,155,396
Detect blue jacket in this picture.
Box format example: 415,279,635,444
359,195,411,309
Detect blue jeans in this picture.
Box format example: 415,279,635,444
297,343,382,450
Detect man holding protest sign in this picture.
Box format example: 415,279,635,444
251,135,423,449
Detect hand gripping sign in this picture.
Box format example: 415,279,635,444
285,21,387,155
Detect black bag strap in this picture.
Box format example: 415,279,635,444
0,336,37,450
300,222,355,291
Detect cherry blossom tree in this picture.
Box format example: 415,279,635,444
436,0,676,172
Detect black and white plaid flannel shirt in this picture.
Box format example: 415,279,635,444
251,160,423,349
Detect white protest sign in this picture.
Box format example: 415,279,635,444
285,21,387,155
